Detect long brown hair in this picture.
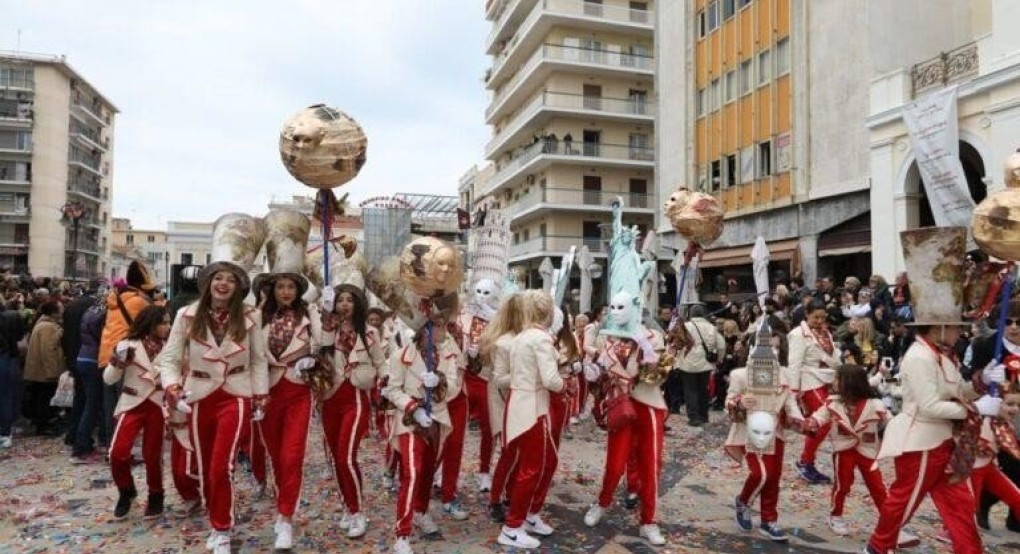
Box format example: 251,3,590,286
260,275,309,327
480,294,524,366
189,271,248,343
555,310,580,361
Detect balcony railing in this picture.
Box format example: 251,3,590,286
0,162,30,183
0,71,34,90
69,238,101,254
487,139,655,195
486,0,525,51
487,90,654,153
510,234,608,258
507,186,655,217
68,148,102,174
912,42,979,97
72,96,111,126
68,180,104,201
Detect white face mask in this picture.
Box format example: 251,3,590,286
550,307,564,335
473,278,499,308
610,291,635,327
747,410,776,450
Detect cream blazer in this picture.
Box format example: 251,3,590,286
810,397,890,459
724,366,802,460
458,312,493,381
157,304,269,403
322,326,383,398
878,339,977,459
103,339,164,417
488,333,514,440
787,322,841,392
260,307,327,388
382,338,458,449
505,327,564,444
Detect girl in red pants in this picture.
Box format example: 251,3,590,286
548,309,580,446
458,306,495,494
158,259,269,554
384,315,458,554
499,291,565,550
105,305,171,520
257,270,325,549
320,284,382,539
434,318,469,520
166,408,201,517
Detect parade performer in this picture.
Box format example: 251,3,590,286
726,320,803,542
435,315,470,520
105,305,171,520
166,406,202,518
571,312,591,422
788,298,841,485
865,227,987,554
157,213,269,554
498,290,565,550
548,308,581,445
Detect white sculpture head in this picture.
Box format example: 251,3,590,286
747,410,776,451
550,307,564,336
609,291,637,328
473,278,500,308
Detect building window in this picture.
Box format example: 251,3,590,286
722,0,735,20
539,223,547,237
776,38,791,75
513,232,520,245
147,235,155,243
181,253,193,265
725,154,737,188
126,234,134,245
738,0,752,9
758,140,772,177
709,78,720,112
724,70,737,103
710,160,722,191
740,59,753,95
696,87,707,117
522,229,530,241
758,49,771,86
206,253,211,264
697,10,707,39
698,165,709,192
629,133,651,160
706,1,719,32
629,2,648,23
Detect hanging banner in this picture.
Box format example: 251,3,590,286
902,85,975,229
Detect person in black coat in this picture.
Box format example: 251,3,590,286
0,302,26,447
61,291,96,446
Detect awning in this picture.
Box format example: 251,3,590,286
698,239,800,269
819,244,872,257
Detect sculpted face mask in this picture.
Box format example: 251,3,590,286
747,410,776,451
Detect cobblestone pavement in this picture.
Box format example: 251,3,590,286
2,410,1019,553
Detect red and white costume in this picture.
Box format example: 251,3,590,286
787,322,841,465
724,366,802,524
808,397,890,516
866,337,981,554
435,320,468,505
548,341,578,447
157,304,269,533
969,417,1020,522
489,332,516,506
167,408,200,504
104,338,166,498
458,312,495,478
320,318,383,517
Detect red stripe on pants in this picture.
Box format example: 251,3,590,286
440,393,468,503
191,388,249,532
867,440,981,554
171,437,200,502
504,416,557,528
490,436,519,505
395,431,439,537
739,439,785,523
259,379,313,517
799,387,830,464
596,402,666,524
830,449,886,516
321,381,369,514
572,376,588,417
109,400,164,494
465,372,493,474
971,463,1020,514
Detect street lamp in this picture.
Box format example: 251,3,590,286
60,200,88,282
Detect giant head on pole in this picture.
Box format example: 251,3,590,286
279,105,367,189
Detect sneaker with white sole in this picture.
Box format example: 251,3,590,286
934,527,952,544
347,512,367,538
206,531,230,553
442,500,468,521
0,435,11,449
525,514,554,536
274,520,293,550
413,512,439,535
393,537,414,554
338,511,352,530
759,521,788,542
498,525,541,549
584,504,605,527
828,516,851,536
640,524,666,546
897,529,921,548
476,473,492,493
734,496,752,532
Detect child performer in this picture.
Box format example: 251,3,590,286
482,294,524,522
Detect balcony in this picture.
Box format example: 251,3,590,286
488,0,653,77
0,204,29,223
487,42,654,123
0,109,31,129
68,149,103,176
485,139,655,196
507,186,655,220
486,90,654,156
509,234,609,262
0,162,30,187
68,179,104,203
69,237,101,255
72,127,109,152
71,97,110,127
486,0,535,54
0,71,34,91
912,42,978,98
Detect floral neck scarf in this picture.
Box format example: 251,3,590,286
269,308,299,360
209,308,230,346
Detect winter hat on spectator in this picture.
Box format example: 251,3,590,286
127,261,156,292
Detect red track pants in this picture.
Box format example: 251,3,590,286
971,462,1020,515
867,441,981,554
109,400,164,494
321,381,370,514
799,387,830,465
258,379,313,517
739,439,785,523
191,388,250,532
395,431,439,538
830,449,886,516
596,402,666,524
439,393,468,503
171,436,200,502
465,372,493,474
571,375,588,417
249,418,267,485
548,391,568,447
503,416,558,528
490,435,518,505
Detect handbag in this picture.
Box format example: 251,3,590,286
50,371,75,408
592,376,635,432
691,321,719,364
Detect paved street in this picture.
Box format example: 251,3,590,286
2,411,1018,553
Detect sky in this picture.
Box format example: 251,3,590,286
3,0,491,230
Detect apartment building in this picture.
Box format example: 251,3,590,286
481,0,656,286
109,217,169,288
0,51,116,280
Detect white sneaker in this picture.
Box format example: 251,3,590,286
413,512,439,535
569,416,579,425
584,504,605,527
0,435,11,449
897,529,921,548
338,511,351,530
206,531,230,552
393,537,414,554
476,473,492,493
640,524,666,546
525,514,554,536
442,501,469,521
828,516,851,536
274,520,293,550
347,512,367,538
498,525,541,549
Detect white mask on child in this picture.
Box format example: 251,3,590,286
747,410,776,451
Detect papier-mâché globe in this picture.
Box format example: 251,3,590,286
279,104,367,188
662,187,725,246
973,150,1020,261
399,236,463,298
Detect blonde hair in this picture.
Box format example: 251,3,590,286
721,319,740,337
853,317,875,347
479,294,524,366
520,290,554,328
